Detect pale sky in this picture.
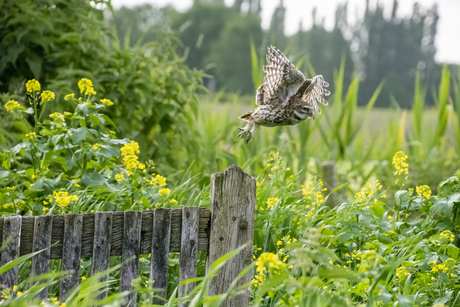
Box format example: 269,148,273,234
110,0,460,64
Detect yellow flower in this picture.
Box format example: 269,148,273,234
381,194,386,198
78,78,96,95
440,230,455,242
25,132,36,139
41,90,55,102
256,252,286,274
64,93,75,101
266,198,278,210
388,215,392,220
26,79,41,92
115,172,125,180
276,240,282,246
159,188,170,196
5,100,21,112
121,141,143,175
53,191,78,208
50,112,65,121
170,199,178,205
100,98,114,106
148,174,167,186
60,303,66,307
82,276,86,281
416,185,431,199
392,151,409,181
92,143,101,151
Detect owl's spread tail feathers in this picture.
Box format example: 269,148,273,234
239,110,253,120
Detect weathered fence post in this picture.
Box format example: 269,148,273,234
0,216,22,295
59,214,83,303
91,212,113,300
322,161,338,208
150,208,171,305
120,210,142,307
178,207,200,307
208,165,256,306
32,215,53,301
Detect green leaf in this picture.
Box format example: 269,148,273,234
25,54,42,79
76,103,89,116
430,198,452,217
72,127,88,144
318,266,359,280
448,245,460,259
82,172,108,186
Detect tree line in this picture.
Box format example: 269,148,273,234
112,0,456,108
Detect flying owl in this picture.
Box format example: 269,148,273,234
238,46,330,143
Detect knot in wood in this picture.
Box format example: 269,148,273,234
186,212,190,218
219,236,224,241
232,216,236,221
239,220,248,230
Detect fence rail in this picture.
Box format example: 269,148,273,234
0,165,255,307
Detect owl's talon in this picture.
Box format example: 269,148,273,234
245,133,253,143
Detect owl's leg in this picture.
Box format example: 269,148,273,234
237,121,252,138
245,123,259,144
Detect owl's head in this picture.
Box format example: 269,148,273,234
293,104,314,120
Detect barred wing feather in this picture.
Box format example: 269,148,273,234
257,46,305,105
302,75,331,114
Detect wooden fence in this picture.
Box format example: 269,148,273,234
0,165,256,307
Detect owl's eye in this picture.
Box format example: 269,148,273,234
302,106,311,111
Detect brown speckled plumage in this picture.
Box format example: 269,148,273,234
238,46,331,143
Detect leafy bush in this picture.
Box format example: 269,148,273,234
0,79,206,216
0,0,206,173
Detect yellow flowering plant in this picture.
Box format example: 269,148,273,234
0,78,181,215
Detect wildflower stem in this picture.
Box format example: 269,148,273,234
37,100,48,122
21,117,38,173
402,198,413,223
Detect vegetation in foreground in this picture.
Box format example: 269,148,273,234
1,80,460,306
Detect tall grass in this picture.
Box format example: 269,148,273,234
169,59,459,196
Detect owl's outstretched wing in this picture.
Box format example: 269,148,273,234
300,75,330,114
256,46,305,106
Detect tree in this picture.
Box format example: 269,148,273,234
210,14,263,94
355,0,439,107
288,4,354,93
269,0,287,50
170,2,235,72
111,4,174,48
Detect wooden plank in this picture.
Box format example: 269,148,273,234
119,211,142,307
178,207,200,305
208,165,256,307
141,211,153,255
0,216,22,293
91,212,113,300
0,210,211,258
150,208,171,305
31,215,53,301
59,214,83,303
